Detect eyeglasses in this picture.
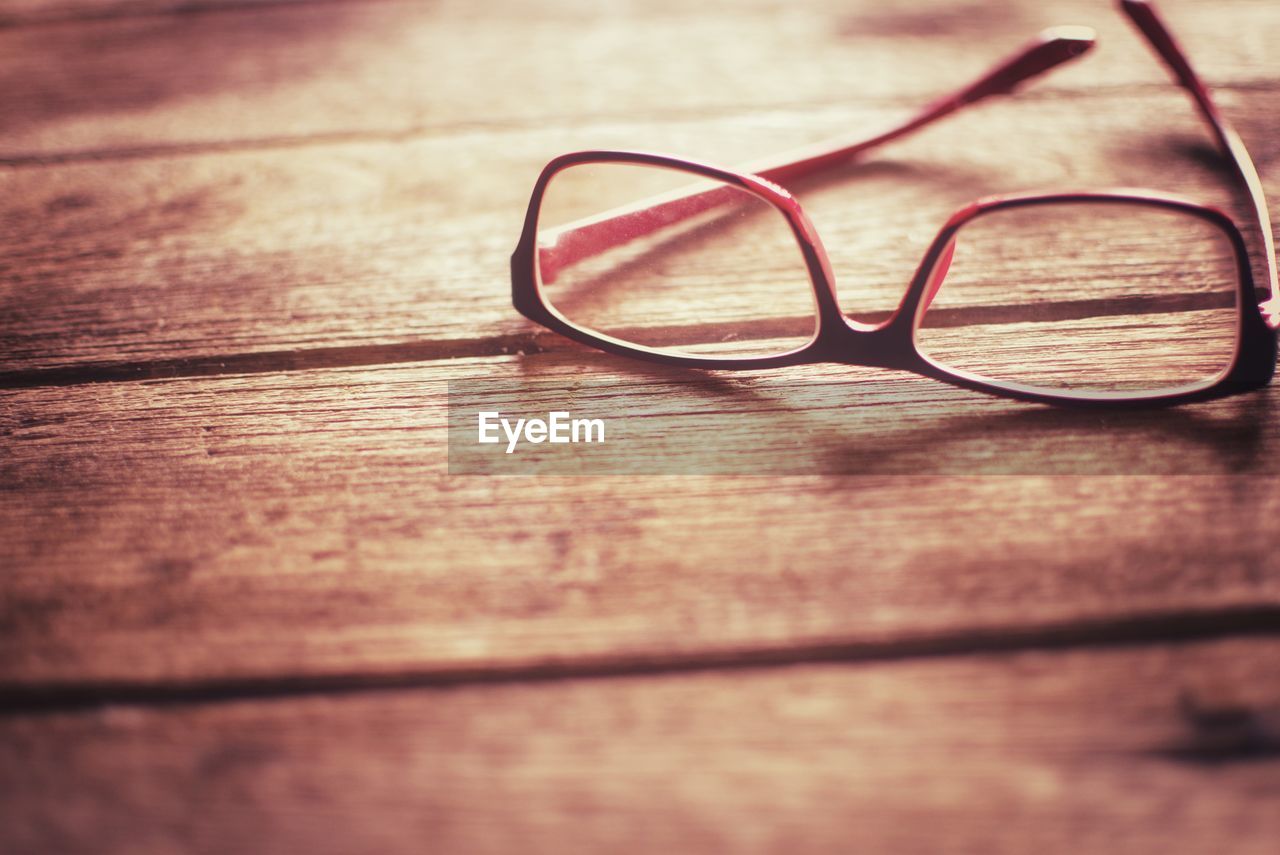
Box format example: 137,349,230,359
512,0,1278,407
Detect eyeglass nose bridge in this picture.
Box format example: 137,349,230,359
796,227,939,371
805,303,925,370
789,199,947,371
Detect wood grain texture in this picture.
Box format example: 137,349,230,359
2,87,1276,378
2,0,1278,160
3,638,1279,854
3,357,1278,690
2,0,1279,851
1,0,1275,378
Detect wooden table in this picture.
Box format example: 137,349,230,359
2,0,1278,851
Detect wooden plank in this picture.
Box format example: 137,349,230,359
3,2,1276,849
2,638,1278,853
3,357,1278,689
2,85,1275,378
1,0,1277,161
0,0,328,28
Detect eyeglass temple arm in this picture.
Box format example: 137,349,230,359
749,25,1096,185
538,27,1096,284
1121,0,1280,330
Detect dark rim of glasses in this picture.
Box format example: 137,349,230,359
511,0,1278,408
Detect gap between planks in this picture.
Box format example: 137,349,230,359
5,81,1273,170
2,637,1278,855
0,0,391,29
4,0,1277,163
0,331,557,389
3,602,1279,715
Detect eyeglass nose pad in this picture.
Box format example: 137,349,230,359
921,236,957,315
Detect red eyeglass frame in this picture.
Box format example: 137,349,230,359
512,0,1279,407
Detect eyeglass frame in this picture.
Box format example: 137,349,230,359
511,0,1279,408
